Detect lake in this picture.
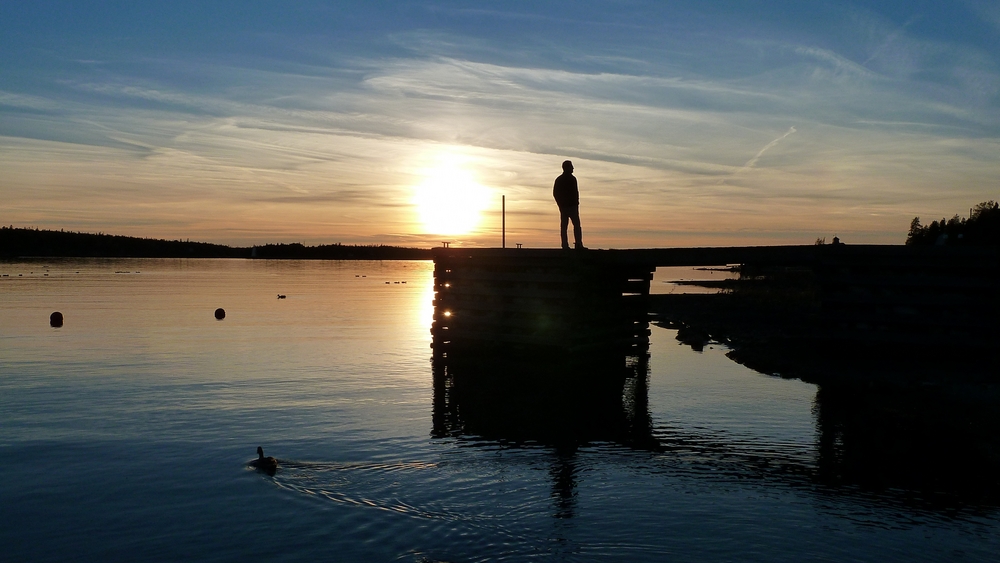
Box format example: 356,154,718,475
1,258,997,562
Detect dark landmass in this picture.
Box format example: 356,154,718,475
0,226,432,260
1,226,247,258
650,204,1000,385
651,255,998,384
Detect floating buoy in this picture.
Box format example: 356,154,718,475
277,294,286,299
214,308,226,320
50,311,63,327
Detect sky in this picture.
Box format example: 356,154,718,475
2,1,999,248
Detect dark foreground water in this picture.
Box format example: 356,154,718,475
1,259,997,562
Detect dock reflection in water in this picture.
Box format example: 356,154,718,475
431,346,655,521
431,348,655,449
431,334,1000,522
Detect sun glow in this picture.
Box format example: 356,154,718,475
412,155,493,235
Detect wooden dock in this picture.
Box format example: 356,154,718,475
431,248,655,355
430,244,999,358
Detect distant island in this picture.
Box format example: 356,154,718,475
0,226,432,260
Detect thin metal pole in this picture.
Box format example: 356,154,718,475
502,195,506,249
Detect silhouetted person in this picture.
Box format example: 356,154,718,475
553,160,585,250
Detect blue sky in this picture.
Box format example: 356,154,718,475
2,1,998,247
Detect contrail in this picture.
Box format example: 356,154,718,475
743,126,796,170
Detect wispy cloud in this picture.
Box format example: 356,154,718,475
0,91,66,112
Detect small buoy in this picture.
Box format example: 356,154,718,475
277,294,286,299
214,308,226,320
385,281,390,284
50,311,63,327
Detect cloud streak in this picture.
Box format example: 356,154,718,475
742,127,797,170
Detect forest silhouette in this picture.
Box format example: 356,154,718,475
906,200,1000,246
0,226,430,260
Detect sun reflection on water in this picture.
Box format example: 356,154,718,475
419,282,435,331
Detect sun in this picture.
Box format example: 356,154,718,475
412,155,493,236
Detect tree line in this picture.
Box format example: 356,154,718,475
906,201,1000,246
0,226,431,259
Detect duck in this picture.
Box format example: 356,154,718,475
277,294,286,299
249,446,278,475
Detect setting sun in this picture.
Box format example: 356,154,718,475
412,155,493,236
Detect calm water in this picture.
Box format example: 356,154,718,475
1,259,997,562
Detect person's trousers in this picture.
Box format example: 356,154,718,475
559,205,583,248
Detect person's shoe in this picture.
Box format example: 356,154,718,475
562,245,572,251
575,243,588,250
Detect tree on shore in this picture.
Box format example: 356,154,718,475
906,201,1000,246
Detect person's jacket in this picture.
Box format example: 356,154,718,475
553,173,579,208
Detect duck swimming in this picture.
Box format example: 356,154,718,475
249,446,278,475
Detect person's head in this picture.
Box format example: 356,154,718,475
562,160,573,173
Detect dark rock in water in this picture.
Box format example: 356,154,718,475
50,311,63,327
214,308,226,320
